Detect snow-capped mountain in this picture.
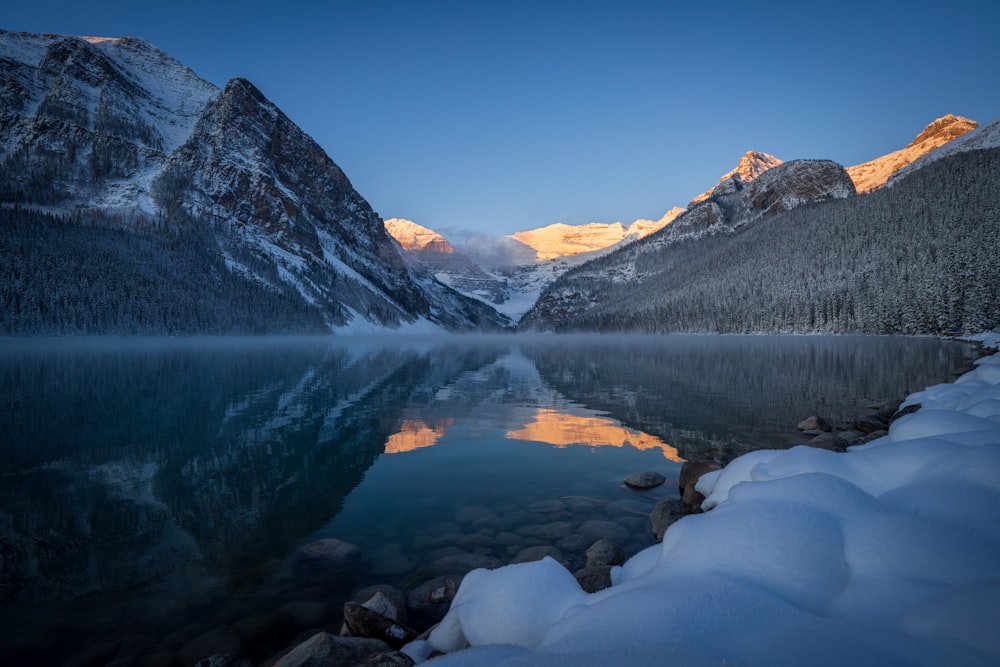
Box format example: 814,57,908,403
519,135,999,334
511,209,685,261
385,217,456,253
384,210,685,321
846,114,978,192
0,30,509,334
886,115,1000,184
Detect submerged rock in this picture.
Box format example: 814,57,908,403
624,471,667,489
290,538,361,584
510,545,566,566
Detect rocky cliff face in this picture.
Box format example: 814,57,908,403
522,158,857,329
846,114,978,192
689,151,784,205
0,30,508,333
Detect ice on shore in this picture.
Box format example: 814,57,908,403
405,348,1000,666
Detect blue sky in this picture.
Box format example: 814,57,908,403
6,0,1000,236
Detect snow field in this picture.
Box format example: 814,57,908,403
405,347,1000,666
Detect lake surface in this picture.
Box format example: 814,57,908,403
0,334,979,665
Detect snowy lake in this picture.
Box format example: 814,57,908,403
0,334,980,664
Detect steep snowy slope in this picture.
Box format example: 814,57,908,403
0,30,508,333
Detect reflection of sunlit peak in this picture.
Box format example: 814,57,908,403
507,409,683,462
384,419,454,454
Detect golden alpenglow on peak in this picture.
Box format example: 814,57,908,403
384,218,455,253
506,408,683,462
689,151,784,205
383,419,454,454
846,114,978,193
510,209,683,261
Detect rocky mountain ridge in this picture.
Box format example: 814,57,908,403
846,114,978,192
0,30,508,334
519,129,999,334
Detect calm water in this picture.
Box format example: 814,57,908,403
0,334,978,665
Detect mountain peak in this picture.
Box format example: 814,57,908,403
907,114,978,149
690,151,783,205
847,114,978,192
385,218,455,253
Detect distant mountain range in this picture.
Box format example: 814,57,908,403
1,29,994,336
387,114,989,327
519,117,1000,334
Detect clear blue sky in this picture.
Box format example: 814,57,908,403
6,0,1000,236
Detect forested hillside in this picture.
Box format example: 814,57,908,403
0,208,329,334
521,147,1000,334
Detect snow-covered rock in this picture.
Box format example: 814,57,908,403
847,114,979,192
689,150,784,205
407,349,1000,666
888,115,1000,186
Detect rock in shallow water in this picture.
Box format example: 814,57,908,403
343,602,418,650
624,471,667,489
272,632,388,667
796,415,832,432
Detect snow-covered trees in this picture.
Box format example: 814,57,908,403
522,147,1000,335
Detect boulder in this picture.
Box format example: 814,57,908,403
272,632,389,667
805,431,847,452
651,497,684,541
678,461,722,496
584,539,625,568
343,602,418,650
352,585,408,623
623,470,666,489
892,403,921,422
796,415,831,432
854,415,888,434
573,565,613,593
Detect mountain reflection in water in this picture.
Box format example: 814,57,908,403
507,408,683,462
0,334,978,665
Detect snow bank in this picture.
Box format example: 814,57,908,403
405,350,1000,666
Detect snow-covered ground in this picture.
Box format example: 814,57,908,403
404,336,1000,666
